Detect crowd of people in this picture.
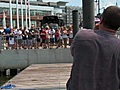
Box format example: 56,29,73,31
0,23,73,50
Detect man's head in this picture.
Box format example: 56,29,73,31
100,6,120,31
31,24,35,29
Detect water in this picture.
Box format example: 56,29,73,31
0,76,13,86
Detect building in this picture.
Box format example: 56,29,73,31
0,0,67,29
65,6,82,26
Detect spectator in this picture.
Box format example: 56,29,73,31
55,29,60,47
49,27,55,49
14,28,22,49
56,27,63,48
8,32,14,49
27,30,33,49
41,28,47,49
29,24,37,49
3,25,11,49
45,27,50,49
36,28,41,49
68,24,73,46
22,29,28,49
62,27,68,48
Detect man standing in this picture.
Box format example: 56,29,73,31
67,6,120,90
29,24,37,48
3,25,11,49
49,27,55,49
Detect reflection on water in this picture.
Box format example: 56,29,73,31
0,76,13,86
0,69,23,87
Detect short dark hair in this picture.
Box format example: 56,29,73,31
102,6,120,30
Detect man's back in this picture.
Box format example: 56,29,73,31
67,29,120,90
4,28,11,34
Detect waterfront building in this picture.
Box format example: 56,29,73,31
0,0,67,29
65,6,82,26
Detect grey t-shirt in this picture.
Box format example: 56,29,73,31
67,29,120,90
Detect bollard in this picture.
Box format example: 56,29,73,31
72,10,79,37
82,0,95,29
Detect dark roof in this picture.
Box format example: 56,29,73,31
57,1,68,6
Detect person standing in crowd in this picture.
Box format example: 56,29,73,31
45,27,50,49
29,24,37,49
27,29,33,49
22,29,28,49
3,25,11,49
49,27,55,49
44,23,50,29
8,30,14,49
68,24,73,46
62,26,68,48
55,29,60,48
56,27,63,48
67,6,120,90
14,28,22,49
41,28,47,49
36,28,41,49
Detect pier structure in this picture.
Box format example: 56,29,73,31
3,63,72,90
0,48,72,76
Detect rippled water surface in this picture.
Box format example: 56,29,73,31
0,76,13,86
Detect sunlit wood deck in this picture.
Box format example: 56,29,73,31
8,63,72,90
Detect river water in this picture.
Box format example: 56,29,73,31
0,76,13,86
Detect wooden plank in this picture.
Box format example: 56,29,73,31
8,63,72,90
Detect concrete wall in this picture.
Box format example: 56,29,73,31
0,48,73,70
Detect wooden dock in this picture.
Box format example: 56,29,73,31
7,63,72,90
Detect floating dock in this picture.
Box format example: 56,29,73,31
6,63,72,90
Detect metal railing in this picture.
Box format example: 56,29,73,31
0,34,71,51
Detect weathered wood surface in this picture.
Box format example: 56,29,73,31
9,63,72,90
